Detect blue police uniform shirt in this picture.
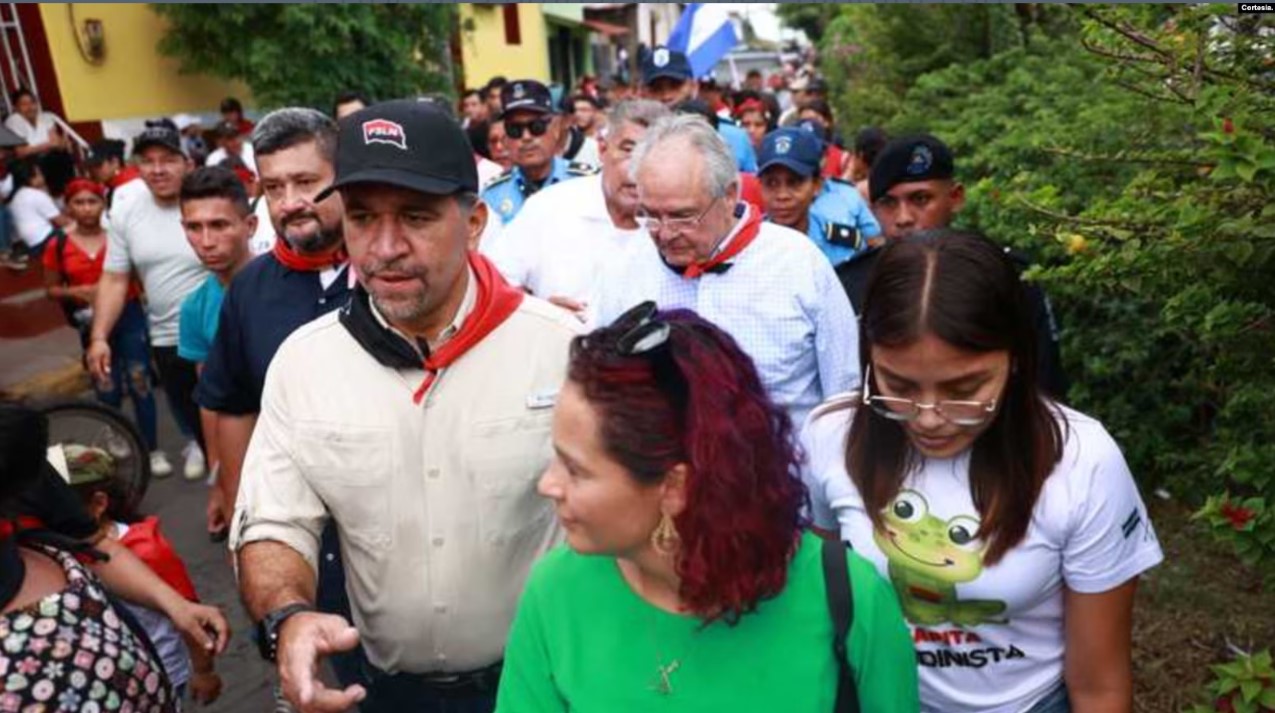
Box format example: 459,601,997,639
481,157,593,225
194,252,352,415
177,275,225,363
717,122,758,173
804,179,882,266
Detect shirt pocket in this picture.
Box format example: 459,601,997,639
292,423,394,550
466,411,554,544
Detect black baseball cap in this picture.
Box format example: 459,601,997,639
642,46,693,85
869,134,955,204
132,120,185,157
85,139,126,166
318,99,478,201
500,80,554,119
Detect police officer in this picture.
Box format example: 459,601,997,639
481,79,594,226
757,127,881,268
848,133,1068,398
639,46,758,173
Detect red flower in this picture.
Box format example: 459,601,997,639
1222,118,1235,135
1219,501,1256,529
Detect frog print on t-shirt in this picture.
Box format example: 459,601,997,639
873,490,1008,627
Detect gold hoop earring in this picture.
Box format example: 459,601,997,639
651,513,680,557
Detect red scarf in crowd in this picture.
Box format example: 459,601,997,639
412,252,525,404
119,516,199,602
683,203,764,279
273,237,348,272
108,165,141,190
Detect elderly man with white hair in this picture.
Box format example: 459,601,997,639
593,113,860,428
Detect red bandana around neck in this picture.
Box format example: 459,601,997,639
273,237,348,272
411,252,525,404
682,203,763,279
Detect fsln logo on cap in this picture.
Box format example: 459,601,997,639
775,136,793,155
512,83,526,99
906,145,933,176
654,48,670,68
363,119,408,151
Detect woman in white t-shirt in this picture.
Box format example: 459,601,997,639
802,229,1163,713
6,159,67,252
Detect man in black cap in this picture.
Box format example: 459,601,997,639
480,79,594,226
233,99,577,713
842,133,1068,397
84,139,146,210
89,120,208,481
640,45,758,172
207,119,257,175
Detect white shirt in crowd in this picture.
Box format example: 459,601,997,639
108,177,150,217
570,135,601,171
231,277,580,674
9,186,60,247
483,174,640,322
206,142,257,174
247,197,276,257
594,207,861,429
4,111,59,146
802,399,1164,713
104,195,208,347
477,155,504,190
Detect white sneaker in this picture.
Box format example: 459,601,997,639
182,440,206,481
150,451,173,478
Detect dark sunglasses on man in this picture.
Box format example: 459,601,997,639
505,117,552,140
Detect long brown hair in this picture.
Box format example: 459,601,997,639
847,229,1064,565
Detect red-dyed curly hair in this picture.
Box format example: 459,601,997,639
569,308,808,625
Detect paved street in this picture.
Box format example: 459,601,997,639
2,262,276,711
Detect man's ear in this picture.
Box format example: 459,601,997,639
244,213,259,240
467,199,489,251
951,182,966,213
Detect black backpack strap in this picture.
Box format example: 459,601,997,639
822,537,860,713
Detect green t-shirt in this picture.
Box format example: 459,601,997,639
496,531,919,712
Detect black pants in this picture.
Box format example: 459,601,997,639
149,346,204,452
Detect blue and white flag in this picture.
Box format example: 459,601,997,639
666,3,740,78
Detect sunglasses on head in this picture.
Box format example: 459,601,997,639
581,301,687,409
505,117,552,140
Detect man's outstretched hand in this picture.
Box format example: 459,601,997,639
279,612,367,713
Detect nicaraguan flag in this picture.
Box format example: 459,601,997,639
666,3,740,78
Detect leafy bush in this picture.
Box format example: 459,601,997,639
817,4,1275,584
152,4,456,109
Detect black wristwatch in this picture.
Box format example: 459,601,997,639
256,603,314,662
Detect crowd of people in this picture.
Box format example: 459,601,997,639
0,43,1164,713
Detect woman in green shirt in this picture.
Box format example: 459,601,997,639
496,304,918,712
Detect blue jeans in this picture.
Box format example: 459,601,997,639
89,300,159,451
1025,684,1070,713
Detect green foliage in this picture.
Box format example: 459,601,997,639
774,3,841,45
150,4,456,109
815,5,1275,587
817,4,1074,127
1185,649,1275,713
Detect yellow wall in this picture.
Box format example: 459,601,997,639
39,4,249,122
458,3,550,89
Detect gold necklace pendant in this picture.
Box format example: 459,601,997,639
652,659,680,695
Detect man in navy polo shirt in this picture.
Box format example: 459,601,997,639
193,107,361,692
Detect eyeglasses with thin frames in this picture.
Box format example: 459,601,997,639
635,196,721,236
861,365,998,427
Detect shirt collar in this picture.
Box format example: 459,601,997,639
705,202,750,260
366,265,478,355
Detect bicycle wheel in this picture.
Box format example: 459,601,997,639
36,398,151,514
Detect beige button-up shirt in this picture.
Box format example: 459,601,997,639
230,287,579,673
